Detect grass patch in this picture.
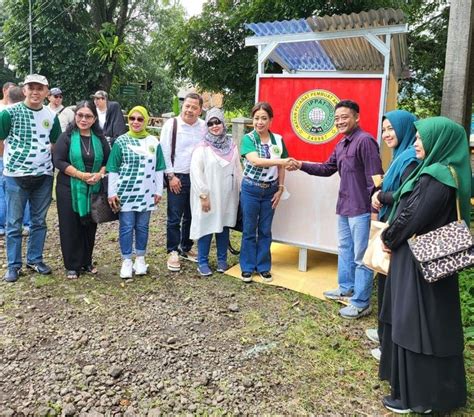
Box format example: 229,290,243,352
31,274,56,288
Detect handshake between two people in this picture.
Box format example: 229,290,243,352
280,158,302,171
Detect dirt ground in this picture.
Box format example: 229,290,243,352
0,201,472,416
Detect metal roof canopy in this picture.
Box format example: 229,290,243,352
245,8,409,77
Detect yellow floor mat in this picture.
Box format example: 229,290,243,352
226,242,339,301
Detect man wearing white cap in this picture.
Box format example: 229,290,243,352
47,87,75,132
0,74,61,282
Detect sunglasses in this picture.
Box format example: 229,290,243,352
129,116,144,122
54,95,62,99
76,113,94,120
207,119,222,127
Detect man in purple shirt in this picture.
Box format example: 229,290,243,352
289,100,383,319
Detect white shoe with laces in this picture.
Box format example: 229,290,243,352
120,259,133,279
133,256,148,275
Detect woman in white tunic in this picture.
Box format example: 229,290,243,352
107,106,166,279
190,108,242,276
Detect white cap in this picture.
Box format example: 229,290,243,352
23,74,49,86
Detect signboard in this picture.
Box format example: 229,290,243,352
119,84,139,97
258,76,384,254
258,77,382,162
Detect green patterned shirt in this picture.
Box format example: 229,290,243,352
0,103,60,176
106,134,166,212
240,130,288,181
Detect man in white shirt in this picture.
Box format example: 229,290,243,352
47,87,75,132
161,93,206,271
0,74,61,282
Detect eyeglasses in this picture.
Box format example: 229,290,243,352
129,116,144,122
76,113,94,120
207,119,222,127
54,95,62,99
94,97,105,100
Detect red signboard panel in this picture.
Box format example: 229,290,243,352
258,77,382,162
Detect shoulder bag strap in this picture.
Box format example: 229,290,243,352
447,165,462,222
170,117,177,167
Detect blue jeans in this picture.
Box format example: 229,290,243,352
197,228,229,267
5,175,53,268
119,210,151,259
338,213,373,308
23,203,31,227
239,179,277,273
0,158,5,233
0,159,30,232
166,173,193,253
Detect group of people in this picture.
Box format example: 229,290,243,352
0,74,470,414
284,102,469,414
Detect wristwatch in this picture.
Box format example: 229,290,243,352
166,173,175,180
199,193,208,200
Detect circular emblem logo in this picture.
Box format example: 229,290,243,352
42,119,51,129
291,89,340,144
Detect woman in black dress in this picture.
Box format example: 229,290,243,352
53,101,110,279
379,116,470,414
368,110,419,360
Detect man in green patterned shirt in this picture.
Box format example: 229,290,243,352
0,74,61,282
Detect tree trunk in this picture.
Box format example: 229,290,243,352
441,0,474,137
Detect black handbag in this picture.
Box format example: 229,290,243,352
408,166,474,283
230,197,243,233
90,177,119,224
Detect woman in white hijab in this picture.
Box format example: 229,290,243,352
190,108,242,276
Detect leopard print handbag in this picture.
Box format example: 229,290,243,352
408,220,474,283
408,166,474,283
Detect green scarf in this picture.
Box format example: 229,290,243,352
127,106,150,139
390,117,471,225
69,130,104,217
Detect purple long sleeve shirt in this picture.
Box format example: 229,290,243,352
301,127,383,217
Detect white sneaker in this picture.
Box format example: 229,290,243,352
120,259,133,279
133,256,148,275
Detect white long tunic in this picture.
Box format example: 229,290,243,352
190,144,242,240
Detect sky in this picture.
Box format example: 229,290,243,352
180,0,205,17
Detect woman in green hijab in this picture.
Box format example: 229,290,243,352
379,117,470,414
106,106,166,279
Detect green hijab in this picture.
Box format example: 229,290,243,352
127,106,150,139
390,116,471,225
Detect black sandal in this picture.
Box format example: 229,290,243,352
82,265,98,274
66,270,79,280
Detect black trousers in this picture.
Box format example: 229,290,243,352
56,181,97,271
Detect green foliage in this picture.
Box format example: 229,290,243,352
1,0,178,113
88,23,132,73
163,0,449,113
398,1,450,116
459,268,474,343
2,0,102,104
172,96,180,115
459,268,473,389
